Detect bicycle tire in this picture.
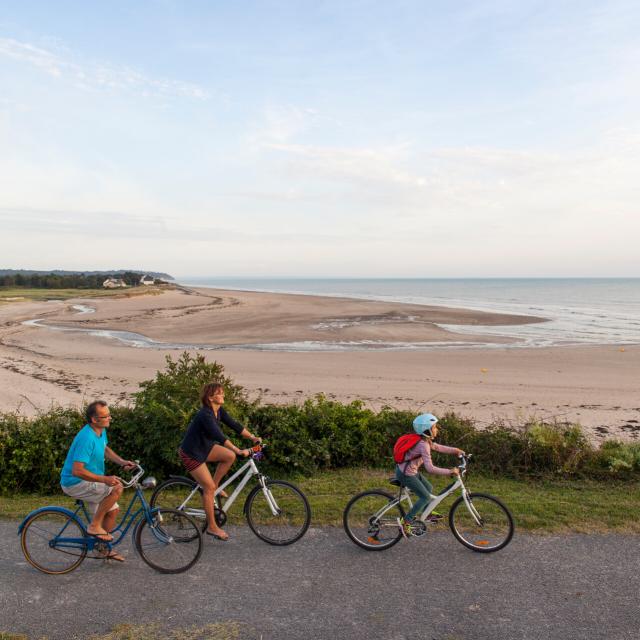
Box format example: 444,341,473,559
343,490,405,551
151,477,226,532
21,509,87,574
134,508,203,574
449,493,514,553
244,480,311,545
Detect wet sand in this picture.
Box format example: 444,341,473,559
0,287,638,442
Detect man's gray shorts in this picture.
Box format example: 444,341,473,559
61,480,119,515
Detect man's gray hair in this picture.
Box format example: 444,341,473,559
85,400,108,423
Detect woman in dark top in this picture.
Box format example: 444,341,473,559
179,382,261,540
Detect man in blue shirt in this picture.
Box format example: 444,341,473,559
60,401,134,559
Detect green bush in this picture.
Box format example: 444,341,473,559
586,440,640,476
0,407,83,493
108,352,252,480
2,351,639,494
248,398,418,475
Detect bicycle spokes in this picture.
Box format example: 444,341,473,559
343,491,405,550
449,493,514,552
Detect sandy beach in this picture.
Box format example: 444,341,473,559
0,286,638,442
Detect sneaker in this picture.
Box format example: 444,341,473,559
426,511,444,523
397,517,414,538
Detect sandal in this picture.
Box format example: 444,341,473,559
87,530,114,542
205,529,229,541
99,550,125,562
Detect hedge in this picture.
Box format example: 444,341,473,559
1,353,639,494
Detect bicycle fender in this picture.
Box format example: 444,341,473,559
17,506,83,534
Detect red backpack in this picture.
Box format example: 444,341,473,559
393,433,422,464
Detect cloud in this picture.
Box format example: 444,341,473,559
0,207,169,238
0,206,350,244
0,37,208,99
246,103,341,147
259,129,640,238
267,142,427,187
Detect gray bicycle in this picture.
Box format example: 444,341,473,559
150,445,311,546
343,454,514,552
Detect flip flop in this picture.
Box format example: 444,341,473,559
205,530,229,541
99,550,125,562
216,489,229,499
87,530,114,542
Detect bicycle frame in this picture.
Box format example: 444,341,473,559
376,456,483,527
400,477,466,522
172,456,278,518
75,487,153,546
18,465,165,553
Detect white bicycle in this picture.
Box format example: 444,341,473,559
343,454,514,552
150,445,311,546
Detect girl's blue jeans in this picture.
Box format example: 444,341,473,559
395,467,433,521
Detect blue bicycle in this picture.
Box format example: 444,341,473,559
18,463,203,574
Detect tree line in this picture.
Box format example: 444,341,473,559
0,271,149,289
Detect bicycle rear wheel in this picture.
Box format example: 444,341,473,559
21,509,87,574
245,480,311,545
134,508,203,574
343,490,405,551
449,493,514,552
150,477,226,533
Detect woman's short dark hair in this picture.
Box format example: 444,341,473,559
201,382,224,408
85,400,108,423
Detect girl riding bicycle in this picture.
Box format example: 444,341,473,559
396,413,464,537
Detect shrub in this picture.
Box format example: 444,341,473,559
109,352,253,479
2,354,639,494
0,407,83,493
587,440,640,476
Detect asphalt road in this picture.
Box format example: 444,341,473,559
1,521,638,640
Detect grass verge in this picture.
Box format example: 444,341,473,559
3,468,639,534
0,286,166,303
0,621,256,640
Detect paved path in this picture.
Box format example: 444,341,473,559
1,521,638,640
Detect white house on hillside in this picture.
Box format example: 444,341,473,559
103,278,127,289
140,275,155,285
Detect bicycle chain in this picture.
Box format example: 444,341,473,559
45,540,116,561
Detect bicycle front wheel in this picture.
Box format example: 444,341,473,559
449,493,514,553
21,509,87,574
245,480,311,545
134,508,203,574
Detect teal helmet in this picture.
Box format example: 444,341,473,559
413,413,438,437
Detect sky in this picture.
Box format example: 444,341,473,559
1,0,639,278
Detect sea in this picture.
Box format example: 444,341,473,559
181,277,640,350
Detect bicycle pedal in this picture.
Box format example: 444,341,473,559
409,521,427,537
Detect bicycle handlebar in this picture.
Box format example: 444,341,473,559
116,461,145,488
251,443,266,461
457,453,472,475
